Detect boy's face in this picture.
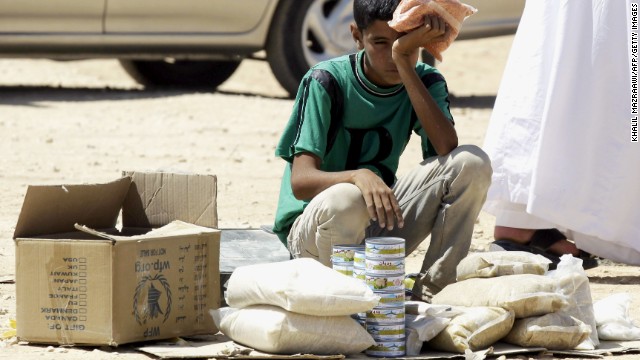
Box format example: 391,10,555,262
350,20,419,87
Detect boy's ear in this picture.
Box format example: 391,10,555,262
350,23,364,50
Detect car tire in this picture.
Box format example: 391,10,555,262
266,0,356,98
119,59,241,89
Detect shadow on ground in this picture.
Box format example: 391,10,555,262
0,85,289,106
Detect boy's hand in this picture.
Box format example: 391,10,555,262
351,168,404,231
392,15,446,59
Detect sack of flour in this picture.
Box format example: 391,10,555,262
406,313,451,342
431,274,568,318
210,306,376,355
593,293,640,341
225,258,380,316
406,327,423,356
456,251,552,281
503,312,591,350
388,0,477,61
405,300,462,318
427,306,515,353
549,255,599,349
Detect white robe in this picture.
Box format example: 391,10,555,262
482,0,640,265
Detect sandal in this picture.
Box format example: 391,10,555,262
491,228,599,270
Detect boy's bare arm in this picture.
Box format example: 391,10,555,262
291,152,404,230
392,16,458,155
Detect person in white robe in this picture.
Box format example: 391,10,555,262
482,0,640,266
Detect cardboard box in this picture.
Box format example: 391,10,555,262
13,171,221,346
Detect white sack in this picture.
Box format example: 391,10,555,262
405,301,462,318
210,306,376,355
503,312,591,350
225,258,380,316
456,251,551,281
593,293,640,341
406,313,451,342
405,327,423,356
427,306,515,353
549,254,599,349
431,274,568,318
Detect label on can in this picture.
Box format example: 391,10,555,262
366,323,405,340
366,273,404,291
332,244,365,263
365,257,405,274
353,249,366,268
365,237,405,259
332,262,353,277
366,339,406,357
366,306,405,324
352,267,366,281
376,290,405,307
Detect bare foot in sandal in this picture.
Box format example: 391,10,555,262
491,226,598,270
493,226,580,257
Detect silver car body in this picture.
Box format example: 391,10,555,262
0,0,524,94
0,0,276,59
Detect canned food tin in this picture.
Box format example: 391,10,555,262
352,267,366,281
351,312,367,320
366,306,405,324
365,257,405,274
332,261,353,276
376,290,405,308
366,339,406,357
332,244,365,263
365,237,405,259
366,273,405,291
366,323,406,340
350,313,367,328
353,249,366,268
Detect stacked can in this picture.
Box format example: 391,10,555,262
332,244,367,327
364,237,406,357
353,248,366,282
352,248,367,327
331,244,364,277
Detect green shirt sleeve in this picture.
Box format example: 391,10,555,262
275,75,334,163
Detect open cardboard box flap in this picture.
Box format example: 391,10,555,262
13,176,131,239
13,171,218,241
122,171,218,230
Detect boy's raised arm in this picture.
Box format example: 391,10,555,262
392,15,458,155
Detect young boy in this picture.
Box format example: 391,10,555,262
272,0,491,300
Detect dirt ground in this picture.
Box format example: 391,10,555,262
0,34,638,359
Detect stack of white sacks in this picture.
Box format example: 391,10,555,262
210,258,380,355
407,251,599,354
211,254,640,356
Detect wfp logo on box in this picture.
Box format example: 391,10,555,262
133,274,172,326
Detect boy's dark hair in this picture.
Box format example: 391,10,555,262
353,0,400,30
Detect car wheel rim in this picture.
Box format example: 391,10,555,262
302,0,356,67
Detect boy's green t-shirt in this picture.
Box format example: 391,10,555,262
273,50,453,246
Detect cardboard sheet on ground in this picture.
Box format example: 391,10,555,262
136,334,344,359
136,336,640,359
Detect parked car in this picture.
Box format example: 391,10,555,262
0,0,524,97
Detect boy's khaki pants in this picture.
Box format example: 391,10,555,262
287,145,492,300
